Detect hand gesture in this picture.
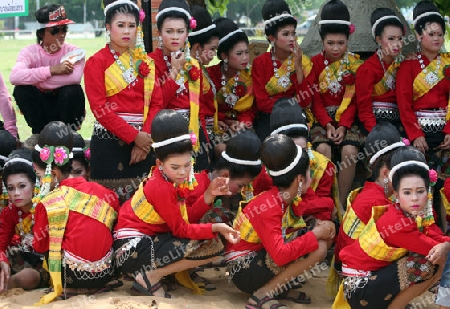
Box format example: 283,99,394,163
170,51,186,79
326,123,336,141
210,177,232,196
438,134,450,150
291,40,303,68
333,126,347,145
413,136,429,154
129,144,148,165
213,223,241,244
312,220,335,241
51,60,74,75
426,242,450,264
134,131,152,152
0,261,10,293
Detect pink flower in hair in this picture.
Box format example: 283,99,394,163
402,138,411,146
349,24,355,34
139,9,146,23
54,147,68,165
429,169,438,184
40,147,51,162
84,148,91,161
190,132,197,145
190,17,197,30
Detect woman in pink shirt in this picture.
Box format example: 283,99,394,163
9,4,85,150
0,73,18,140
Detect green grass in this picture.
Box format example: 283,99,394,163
0,36,449,141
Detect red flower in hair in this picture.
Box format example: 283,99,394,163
349,24,356,34
188,66,201,81
138,60,150,77
234,84,247,97
342,70,356,85
444,65,450,80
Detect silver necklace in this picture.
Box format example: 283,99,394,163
17,208,35,252
221,68,240,108
418,53,441,86
377,50,395,91
162,50,186,95
272,50,293,90
109,45,136,87
323,52,349,95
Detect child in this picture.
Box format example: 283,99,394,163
32,121,120,304
0,130,17,210
70,133,90,180
0,149,47,293
226,134,335,308
338,147,450,309
307,0,364,208
113,110,240,298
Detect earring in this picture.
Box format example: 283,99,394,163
417,39,421,53
271,41,276,54
395,197,399,204
195,50,200,61
53,178,59,189
383,178,389,197
106,30,110,44
223,58,228,72
158,165,163,171
297,181,302,196
158,36,163,49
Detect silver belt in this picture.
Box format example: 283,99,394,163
93,121,143,140
415,109,446,133
372,102,399,120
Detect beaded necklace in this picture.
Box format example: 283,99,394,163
17,205,35,251
109,45,136,87
163,51,187,95
418,52,441,86
377,50,398,91
323,52,349,95
272,50,293,90
221,66,241,108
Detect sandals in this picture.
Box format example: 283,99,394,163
245,295,287,309
275,289,311,304
190,272,216,291
130,273,171,298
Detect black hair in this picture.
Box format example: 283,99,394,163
262,0,297,38
71,133,89,170
270,98,308,139
35,4,62,43
214,131,262,179
371,8,405,38
0,130,17,169
261,134,309,188
104,1,140,26
391,146,430,192
151,110,193,161
3,149,36,187
215,17,249,60
188,5,219,47
365,122,402,180
413,0,445,35
319,0,351,40
33,121,73,175
156,0,191,31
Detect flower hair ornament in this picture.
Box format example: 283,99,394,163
389,160,435,230
73,147,91,162
3,157,41,206
34,145,73,197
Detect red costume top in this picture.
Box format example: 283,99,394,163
356,53,397,132
396,54,450,141
334,182,390,266
84,45,163,144
33,177,120,261
308,53,360,129
252,52,312,113
340,204,450,271
226,187,319,266
207,63,255,124
114,168,215,239
0,204,32,264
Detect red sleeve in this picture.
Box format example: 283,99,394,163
237,104,256,124
252,168,273,196
252,53,277,113
309,57,333,127
248,198,319,266
294,188,334,221
32,203,50,253
187,195,211,224
314,162,334,199
356,58,378,132
144,182,215,240
0,207,17,264
84,53,139,144
396,60,424,142
426,224,450,243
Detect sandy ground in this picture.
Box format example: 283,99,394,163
0,266,439,309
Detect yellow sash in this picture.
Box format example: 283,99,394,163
14,215,33,236
265,55,313,96
359,205,407,262
441,187,450,216
201,65,219,134
104,50,156,124
341,188,364,239
319,54,363,121
131,181,189,225
372,60,400,96
36,186,117,305
217,67,254,113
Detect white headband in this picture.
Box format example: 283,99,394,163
104,0,140,16
388,160,429,181
221,151,261,166
72,147,85,152
369,141,405,165
371,15,402,38
267,145,303,177
4,158,33,167
219,29,244,46
152,134,191,149
319,20,351,26
413,12,443,27
189,24,216,37
264,13,295,26
270,124,308,136
34,145,73,158
0,155,8,162
156,7,192,22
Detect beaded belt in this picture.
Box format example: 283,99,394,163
93,113,143,140
342,265,371,277
63,249,114,279
372,102,399,120
326,106,339,118
415,109,446,133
